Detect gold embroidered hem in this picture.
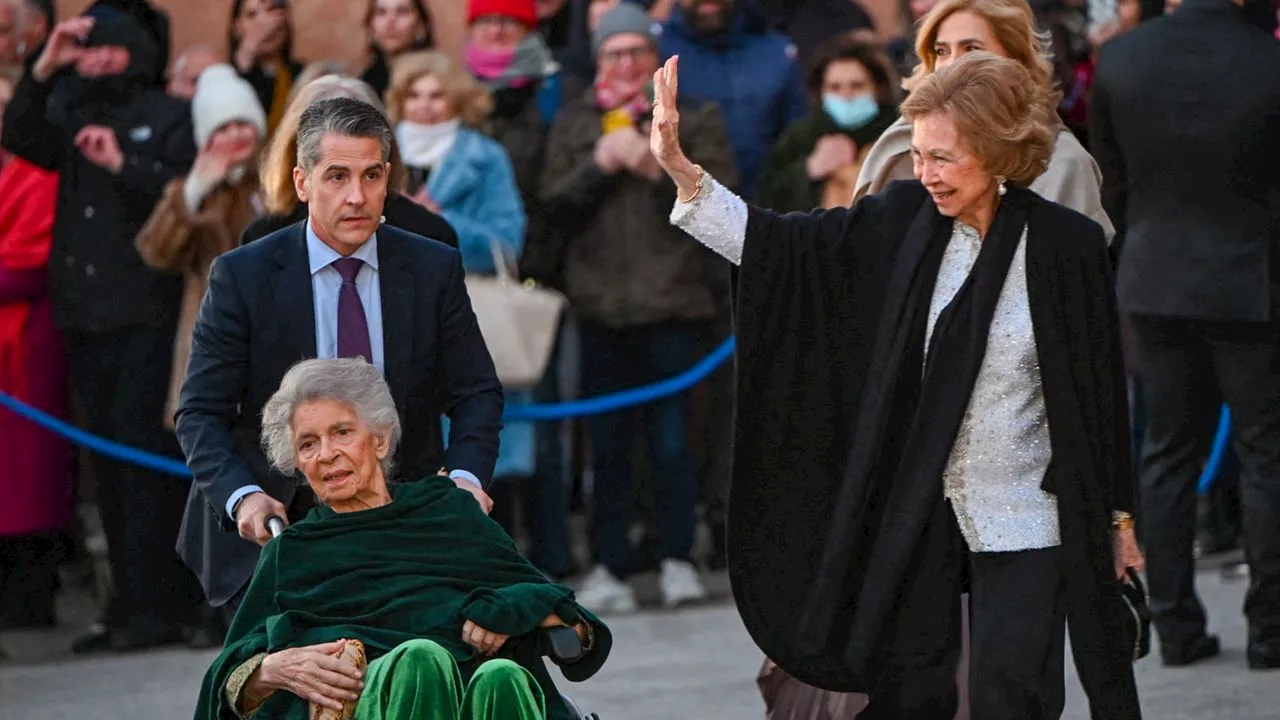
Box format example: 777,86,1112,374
225,652,269,719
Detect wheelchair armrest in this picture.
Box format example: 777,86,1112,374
538,625,584,664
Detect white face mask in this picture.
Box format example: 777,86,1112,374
395,118,462,170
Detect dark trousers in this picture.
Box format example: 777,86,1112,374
580,320,702,579
862,545,1067,720
64,317,202,627
1132,315,1280,646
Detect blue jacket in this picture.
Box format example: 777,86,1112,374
659,8,808,198
427,128,528,274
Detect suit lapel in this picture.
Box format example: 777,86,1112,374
270,222,318,362
377,228,414,411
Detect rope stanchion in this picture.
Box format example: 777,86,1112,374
0,337,738,475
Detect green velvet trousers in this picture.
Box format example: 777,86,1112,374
352,640,546,720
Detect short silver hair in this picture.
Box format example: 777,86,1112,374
295,96,393,173
260,358,402,478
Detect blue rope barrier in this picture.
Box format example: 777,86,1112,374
1198,405,1232,496
0,390,194,478
0,337,737,476
504,337,736,421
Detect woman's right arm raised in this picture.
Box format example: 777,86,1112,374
651,57,871,270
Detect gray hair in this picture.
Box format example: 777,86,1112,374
260,358,402,478
295,96,393,173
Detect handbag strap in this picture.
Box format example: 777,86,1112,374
488,239,519,284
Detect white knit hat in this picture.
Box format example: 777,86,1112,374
191,64,268,150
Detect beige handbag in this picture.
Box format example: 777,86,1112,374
464,241,566,390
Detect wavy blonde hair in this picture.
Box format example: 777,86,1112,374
385,50,493,127
904,0,1061,110
900,51,1055,187
260,74,407,216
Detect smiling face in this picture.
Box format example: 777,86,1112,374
932,10,1008,68
292,398,391,512
402,73,456,125
294,133,390,255
911,112,998,229
597,33,658,99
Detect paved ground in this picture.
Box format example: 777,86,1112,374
1,561,1275,720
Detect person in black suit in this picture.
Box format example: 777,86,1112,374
175,97,504,611
1091,0,1280,670
239,72,460,248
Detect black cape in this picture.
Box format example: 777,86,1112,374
726,180,1140,717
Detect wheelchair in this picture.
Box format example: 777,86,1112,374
264,517,600,720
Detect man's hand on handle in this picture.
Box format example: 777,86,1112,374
235,492,289,546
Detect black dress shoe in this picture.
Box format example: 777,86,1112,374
1161,634,1221,667
1248,642,1280,670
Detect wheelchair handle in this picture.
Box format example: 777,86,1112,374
266,516,287,539
538,625,584,664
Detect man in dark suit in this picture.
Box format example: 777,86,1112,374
175,97,504,610
1091,0,1280,670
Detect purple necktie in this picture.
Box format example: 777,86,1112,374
332,257,373,362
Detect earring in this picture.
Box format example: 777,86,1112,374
380,215,387,224
996,176,1007,196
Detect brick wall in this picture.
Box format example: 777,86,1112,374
59,0,902,70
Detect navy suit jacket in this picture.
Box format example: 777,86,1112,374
174,221,503,605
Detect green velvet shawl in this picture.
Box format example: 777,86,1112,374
194,476,611,720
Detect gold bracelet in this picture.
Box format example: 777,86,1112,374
1112,511,1135,531
677,164,706,204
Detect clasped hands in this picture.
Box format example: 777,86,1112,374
252,614,581,713
594,125,663,180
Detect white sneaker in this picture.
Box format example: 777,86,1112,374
575,565,638,614
659,559,707,609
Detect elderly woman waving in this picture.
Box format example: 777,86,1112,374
653,52,1143,719
194,359,609,720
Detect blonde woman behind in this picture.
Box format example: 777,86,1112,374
853,0,1113,242
239,72,458,247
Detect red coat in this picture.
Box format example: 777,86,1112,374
0,155,72,536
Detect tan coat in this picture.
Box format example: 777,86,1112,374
852,116,1115,243
135,174,262,428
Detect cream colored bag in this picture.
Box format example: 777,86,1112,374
464,241,566,390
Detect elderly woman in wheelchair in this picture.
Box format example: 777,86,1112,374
194,358,610,720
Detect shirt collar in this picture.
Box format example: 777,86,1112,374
306,221,380,276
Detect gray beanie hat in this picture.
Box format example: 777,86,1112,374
592,3,659,56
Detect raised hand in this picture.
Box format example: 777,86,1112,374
650,56,702,198
33,17,95,82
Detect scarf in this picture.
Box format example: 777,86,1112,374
0,157,59,397
593,65,653,122
194,477,610,720
395,118,461,172
797,186,1033,667
466,33,554,92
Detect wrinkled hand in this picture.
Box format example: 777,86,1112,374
450,476,494,515
650,56,688,175
1113,527,1145,580
806,134,857,180
34,17,94,81
259,640,364,713
462,619,509,656
235,492,289,546
74,125,124,174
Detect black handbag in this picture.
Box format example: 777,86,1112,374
1119,569,1152,661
